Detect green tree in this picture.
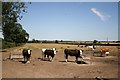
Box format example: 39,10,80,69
2,2,29,43
93,40,98,44
32,38,36,42
60,40,63,42
55,40,58,43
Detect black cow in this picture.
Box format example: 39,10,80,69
22,49,32,63
64,49,83,63
43,49,56,61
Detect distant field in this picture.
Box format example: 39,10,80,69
3,43,119,56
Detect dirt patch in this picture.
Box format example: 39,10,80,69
2,43,119,78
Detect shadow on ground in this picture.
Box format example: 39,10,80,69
59,60,87,64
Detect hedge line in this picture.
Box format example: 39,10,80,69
1,40,25,49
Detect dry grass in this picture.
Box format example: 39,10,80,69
4,43,119,57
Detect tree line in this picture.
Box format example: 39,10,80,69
28,39,120,46
1,2,30,48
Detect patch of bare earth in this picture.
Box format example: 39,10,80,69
2,43,119,78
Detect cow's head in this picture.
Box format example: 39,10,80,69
80,50,84,55
52,48,56,50
28,49,32,54
42,49,46,53
52,48,58,54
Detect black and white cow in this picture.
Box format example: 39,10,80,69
41,48,53,59
86,45,96,50
42,48,57,61
22,49,32,63
64,49,83,63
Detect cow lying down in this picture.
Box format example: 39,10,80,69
93,48,110,57
101,48,110,56
42,48,57,61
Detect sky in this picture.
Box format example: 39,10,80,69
1,1,119,41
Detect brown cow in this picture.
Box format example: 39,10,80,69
101,48,109,56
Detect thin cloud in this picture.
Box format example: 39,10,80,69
91,8,111,22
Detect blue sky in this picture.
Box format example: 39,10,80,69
18,2,118,41
1,1,118,41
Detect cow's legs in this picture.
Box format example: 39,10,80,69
24,56,27,62
26,56,29,63
26,54,31,63
44,54,46,60
46,55,49,60
50,55,55,62
47,55,50,61
23,56,25,61
23,56,30,63
46,55,48,58
64,54,68,62
75,56,78,63
49,56,53,62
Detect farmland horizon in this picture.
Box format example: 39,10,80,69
0,37,118,42
28,38,119,42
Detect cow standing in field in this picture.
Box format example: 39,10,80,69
41,48,55,59
64,49,83,63
42,48,57,61
22,49,32,63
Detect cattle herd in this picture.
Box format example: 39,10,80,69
21,45,110,64
22,48,84,64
